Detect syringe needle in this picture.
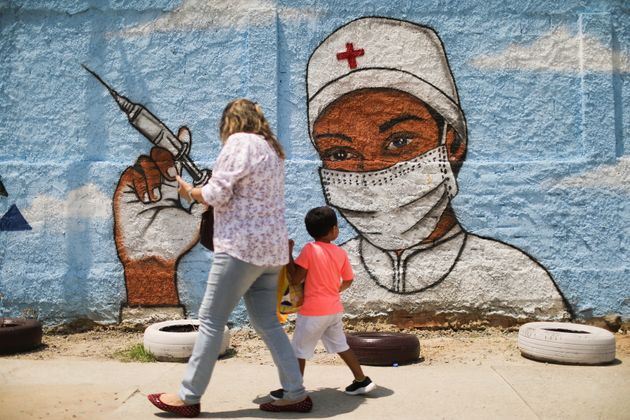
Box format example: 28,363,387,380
82,64,116,95
83,64,138,116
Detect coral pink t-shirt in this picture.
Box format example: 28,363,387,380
294,241,354,316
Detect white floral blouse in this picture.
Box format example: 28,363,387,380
200,132,289,266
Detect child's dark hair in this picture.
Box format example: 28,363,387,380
304,206,337,239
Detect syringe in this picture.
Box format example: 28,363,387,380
83,65,210,186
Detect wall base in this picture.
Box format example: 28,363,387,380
120,305,185,330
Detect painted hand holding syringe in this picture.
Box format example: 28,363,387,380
83,65,210,306
83,64,211,188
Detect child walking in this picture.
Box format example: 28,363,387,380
270,206,375,400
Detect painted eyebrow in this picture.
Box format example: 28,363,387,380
379,115,423,133
314,133,353,143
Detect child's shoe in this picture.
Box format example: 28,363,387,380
344,376,375,395
269,388,284,400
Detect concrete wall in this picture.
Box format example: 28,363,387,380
0,0,628,327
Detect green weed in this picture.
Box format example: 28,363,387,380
112,343,156,363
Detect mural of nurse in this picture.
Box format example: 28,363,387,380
306,17,572,324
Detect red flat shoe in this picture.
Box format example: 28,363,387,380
147,393,200,418
260,396,313,412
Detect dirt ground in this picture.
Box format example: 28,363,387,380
4,321,630,366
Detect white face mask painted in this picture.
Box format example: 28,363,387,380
319,129,458,250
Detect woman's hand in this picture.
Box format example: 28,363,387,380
176,175,194,203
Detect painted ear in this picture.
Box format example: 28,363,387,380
445,125,466,164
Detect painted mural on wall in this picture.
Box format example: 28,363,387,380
306,17,572,324
0,176,31,232
84,67,209,312
4,0,627,326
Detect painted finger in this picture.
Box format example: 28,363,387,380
150,146,177,181
115,165,146,205
136,156,163,202
177,126,191,145
128,167,150,204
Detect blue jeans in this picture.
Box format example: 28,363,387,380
179,253,305,403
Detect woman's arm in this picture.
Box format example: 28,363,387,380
176,177,208,205
177,134,255,208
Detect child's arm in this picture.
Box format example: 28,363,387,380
286,239,307,286
339,279,353,292
338,249,354,293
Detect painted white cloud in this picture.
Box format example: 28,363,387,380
470,27,630,73
116,0,319,35
23,184,111,231
546,156,630,192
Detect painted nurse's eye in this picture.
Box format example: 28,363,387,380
321,147,359,161
385,133,416,151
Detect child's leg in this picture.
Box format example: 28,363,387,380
292,315,328,379
320,313,366,380
338,349,365,381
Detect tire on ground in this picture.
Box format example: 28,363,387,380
143,320,231,362
346,332,420,366
517,321,616,365
0,318,43,354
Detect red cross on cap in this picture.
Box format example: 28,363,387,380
336,43,364,69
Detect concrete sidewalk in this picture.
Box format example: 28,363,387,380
1,355,629,420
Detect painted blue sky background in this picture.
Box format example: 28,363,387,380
0,0,628,323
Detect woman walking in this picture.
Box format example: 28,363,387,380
148,99,312,417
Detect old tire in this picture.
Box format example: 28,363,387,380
518,322,616,365
346,332,420,366
143,320,230,362
0,318,43,354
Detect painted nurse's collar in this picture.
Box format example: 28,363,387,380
358,224,466,294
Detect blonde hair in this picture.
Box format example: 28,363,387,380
219,99,285,159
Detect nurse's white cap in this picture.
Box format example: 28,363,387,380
307,17,467,145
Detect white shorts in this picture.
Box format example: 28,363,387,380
291,313,350,359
